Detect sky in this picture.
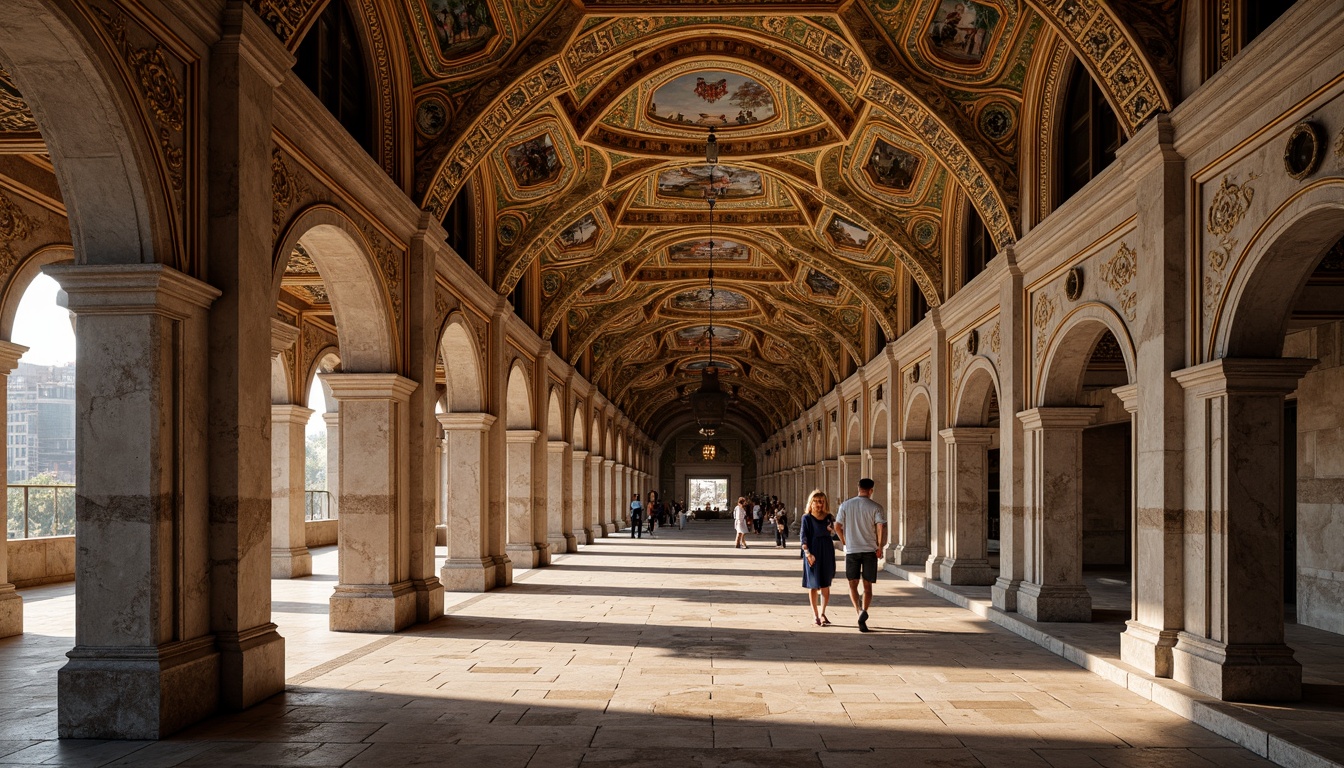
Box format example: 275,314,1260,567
12,274,75,366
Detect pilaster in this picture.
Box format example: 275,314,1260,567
437,412,497,592
270,404,314,578
892,441,931,565
506,429,546,568
573,450,593,544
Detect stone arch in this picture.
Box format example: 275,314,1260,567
952,358,1001,428
1214,181,1344,359
304,349,342,413
273,205,396,373
903,387,932,441
547,388,564,441
1038,303,1137,407
271,355,292,405
826,428,839,460
844,414,862,454
591,413,603,455
0,1,174,267
572,405,585,451
869,401,889,449
438,312,485,412
0,245,74,339
505,361,533,430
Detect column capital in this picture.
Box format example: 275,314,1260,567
0,340,29,374
547,440,569,453
586,454,603,467
45,263,221,317
271,403,314,425
1018,407,1098,431
939,426,996,444
864,447,888,460
602,458,616,468
506,429,541,444
893,440,931,455
322,411,339,428
437,412,496,432
1172,358,1316,397
571,449,590,460
1112,383,1139,413
320,373,417,402
271,318,299,357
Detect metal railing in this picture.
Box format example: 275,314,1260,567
6,483,76,539
305,490,333,521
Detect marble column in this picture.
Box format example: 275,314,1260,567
49,264,225,739
437,412,497,592
840,454,862,499
589,455,607,536
604,460,618,531
547,440,570,555
203,4,290,716
506,429,545,568
271,404,314,578
802,465,817,498
573,450,593,544
926,310,949,580
825,460,841,504
435,429,448,546
324,373,418,632
864,447,888,510
892,441,931,565
1018,407,1098,622
323,412,341,520
938,428,997,585
993,248,1028,613
0,341,28,639
1170,358,1313,701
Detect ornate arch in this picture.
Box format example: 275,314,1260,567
439,311,485,412
1036,302,1136,407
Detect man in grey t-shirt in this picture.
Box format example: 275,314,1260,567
834,478,886,632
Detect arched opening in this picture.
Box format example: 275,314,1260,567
1057,58,1123,206
294,0,375,157
505,363,545,568
1023,309,1136,624
938,362,1001,586
892,388,933,567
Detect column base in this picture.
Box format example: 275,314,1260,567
435,525,448,547
992,577,1022,612
581,527,596,545
599,523,616,536
1172,632,1302,702
58,636,220,739
1121,620,1180,678
492,555,514,587
924,555,945,580
506,543,549,569
1018,582,1092,622
939,558,996,586
270,546,313,579
891,545,928,567
413,577,444,623
216,623,285,710
329,582,417,632
0,586,21,638
547,535,569,557
440,558,497,592
564,533,579,553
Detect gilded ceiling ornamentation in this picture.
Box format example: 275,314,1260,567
0,66,38,134
0,189,36,276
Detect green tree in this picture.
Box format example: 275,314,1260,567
305,432,327,491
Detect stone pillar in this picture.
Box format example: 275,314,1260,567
840,454,862,500
49,265,224,739
547,441,570,554
506,429,545,568
437,412,497,592
0,341,28,638
435,428,448,546
322,412,340,519
573,450,593,544
1018,407,1098,622
204,4,290,716
271,405,314,578
864,448,888,508
1170,359,1313,701
938,428,997,585
1120,115,1187,675
589,455,607,536
324,374,418,632
993,248,1028,612
802,464,817,497
892,441,931,565
407,215,445,624
603,460,617,531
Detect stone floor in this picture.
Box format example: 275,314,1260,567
0,522,1286,767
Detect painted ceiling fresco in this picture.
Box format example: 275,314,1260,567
383,0,1175,439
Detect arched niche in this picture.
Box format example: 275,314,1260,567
844,415,862,455
0,2,172,266
953,358,1002,428
305,350,342,413
1037,304,1137,407
273,206,396,373
571,406,585,451
505,362,533,430
438,313,484,412
0,246,74,339
547,389,564,441
903,387,932,441
869,402,889,449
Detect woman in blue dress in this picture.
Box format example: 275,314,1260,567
800,489,836,626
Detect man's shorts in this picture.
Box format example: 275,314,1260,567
845,551,879,582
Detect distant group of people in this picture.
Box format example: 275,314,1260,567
627,492,687,538
730,494,791,549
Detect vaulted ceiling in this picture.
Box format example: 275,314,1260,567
398,0,1178,441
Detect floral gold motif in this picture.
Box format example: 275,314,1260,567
1100,243,1136,290
271,149,309,242
0,189,36,276
1204,172,1259,320
1032,293,1057,364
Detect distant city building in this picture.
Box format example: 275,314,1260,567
6,361,76,484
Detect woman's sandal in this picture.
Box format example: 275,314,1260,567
814,617,822,626
821,616,832,626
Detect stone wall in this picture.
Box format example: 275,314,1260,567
1287,321,1344,634
305,520,338,548
1082,422,1130,567
7,536,75,587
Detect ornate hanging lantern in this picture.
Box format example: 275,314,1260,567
690,125,729,438
701,442,717,461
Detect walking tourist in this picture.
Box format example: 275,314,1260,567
732,496,750,549
629,493,644,539
800,490,835,626
834,478,886,632
773,504,790,548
